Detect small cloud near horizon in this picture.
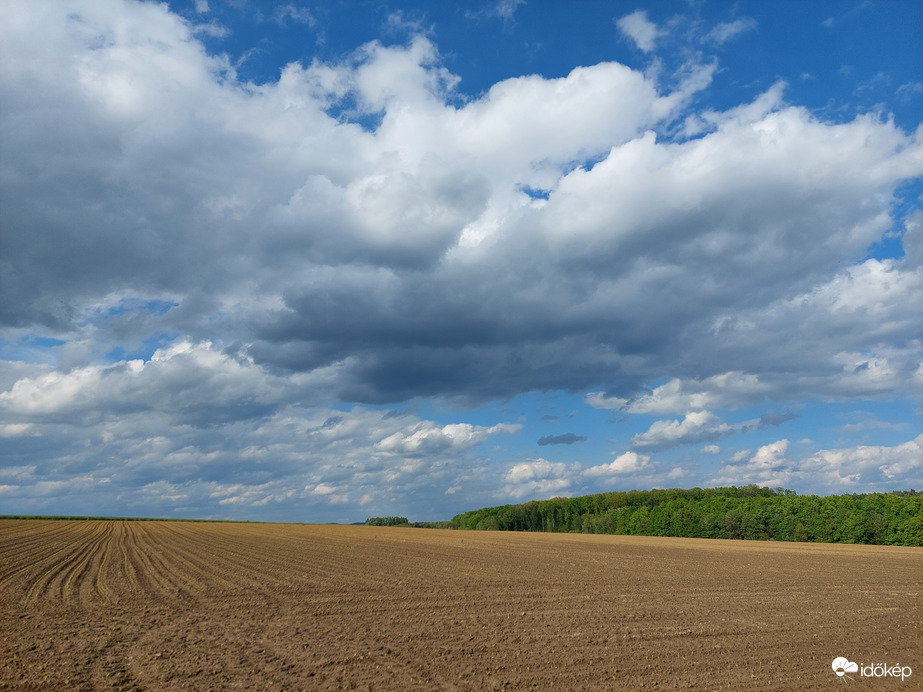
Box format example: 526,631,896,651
538,433,587,446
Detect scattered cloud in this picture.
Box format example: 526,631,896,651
587,372,772,416
705,18,757,45
274,4,317,27
376,421,520,456
896,81,923,101
841,412,906,433
712,439,790,486
585,393,629,411
757,411,799,429
192,20,230,38
537,433,587,446
801,435,923,486
713,435,923,490
466,0,526,23
854,71,891,97
493,0,526,22
504,459,575,499
0,338,523,519
585,451,650,476
616,10,664,53
0,385,519,521
631,411,733,451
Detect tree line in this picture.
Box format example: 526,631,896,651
365,516,411,526
449,486,922,546
364,516,452,528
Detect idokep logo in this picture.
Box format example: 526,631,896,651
832,657,913,682
832,657,858,678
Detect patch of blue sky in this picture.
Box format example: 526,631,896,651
324,92,385,133
864,179,923,261
178,0,921,134
725,398,919,451
104,332,180,364
519,185,550,201
414,390,640,459
0,335,66,364
23,335,66,349
865,235,906,263
697,1,923,128
823,398,921,446
103,299,178,318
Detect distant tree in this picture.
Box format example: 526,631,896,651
365,516,410,526
476,516,500,531
897,515,923,547
410,521,453,529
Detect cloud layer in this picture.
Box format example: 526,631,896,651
1,1,921,518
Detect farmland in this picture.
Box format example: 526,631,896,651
1,520,920,690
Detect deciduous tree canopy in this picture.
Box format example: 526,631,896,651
451,487,922,546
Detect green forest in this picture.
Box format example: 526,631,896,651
450,486,923,546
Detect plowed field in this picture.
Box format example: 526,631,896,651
1,521,919,691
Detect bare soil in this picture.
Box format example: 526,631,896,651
1,520,920,690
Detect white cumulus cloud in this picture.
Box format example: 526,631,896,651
616,10,663,53
631,411,733,450
585,451,651,476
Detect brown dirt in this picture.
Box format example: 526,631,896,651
1,520,920,691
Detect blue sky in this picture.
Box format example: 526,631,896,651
0,0,921,522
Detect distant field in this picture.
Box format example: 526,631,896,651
1,521,919,690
